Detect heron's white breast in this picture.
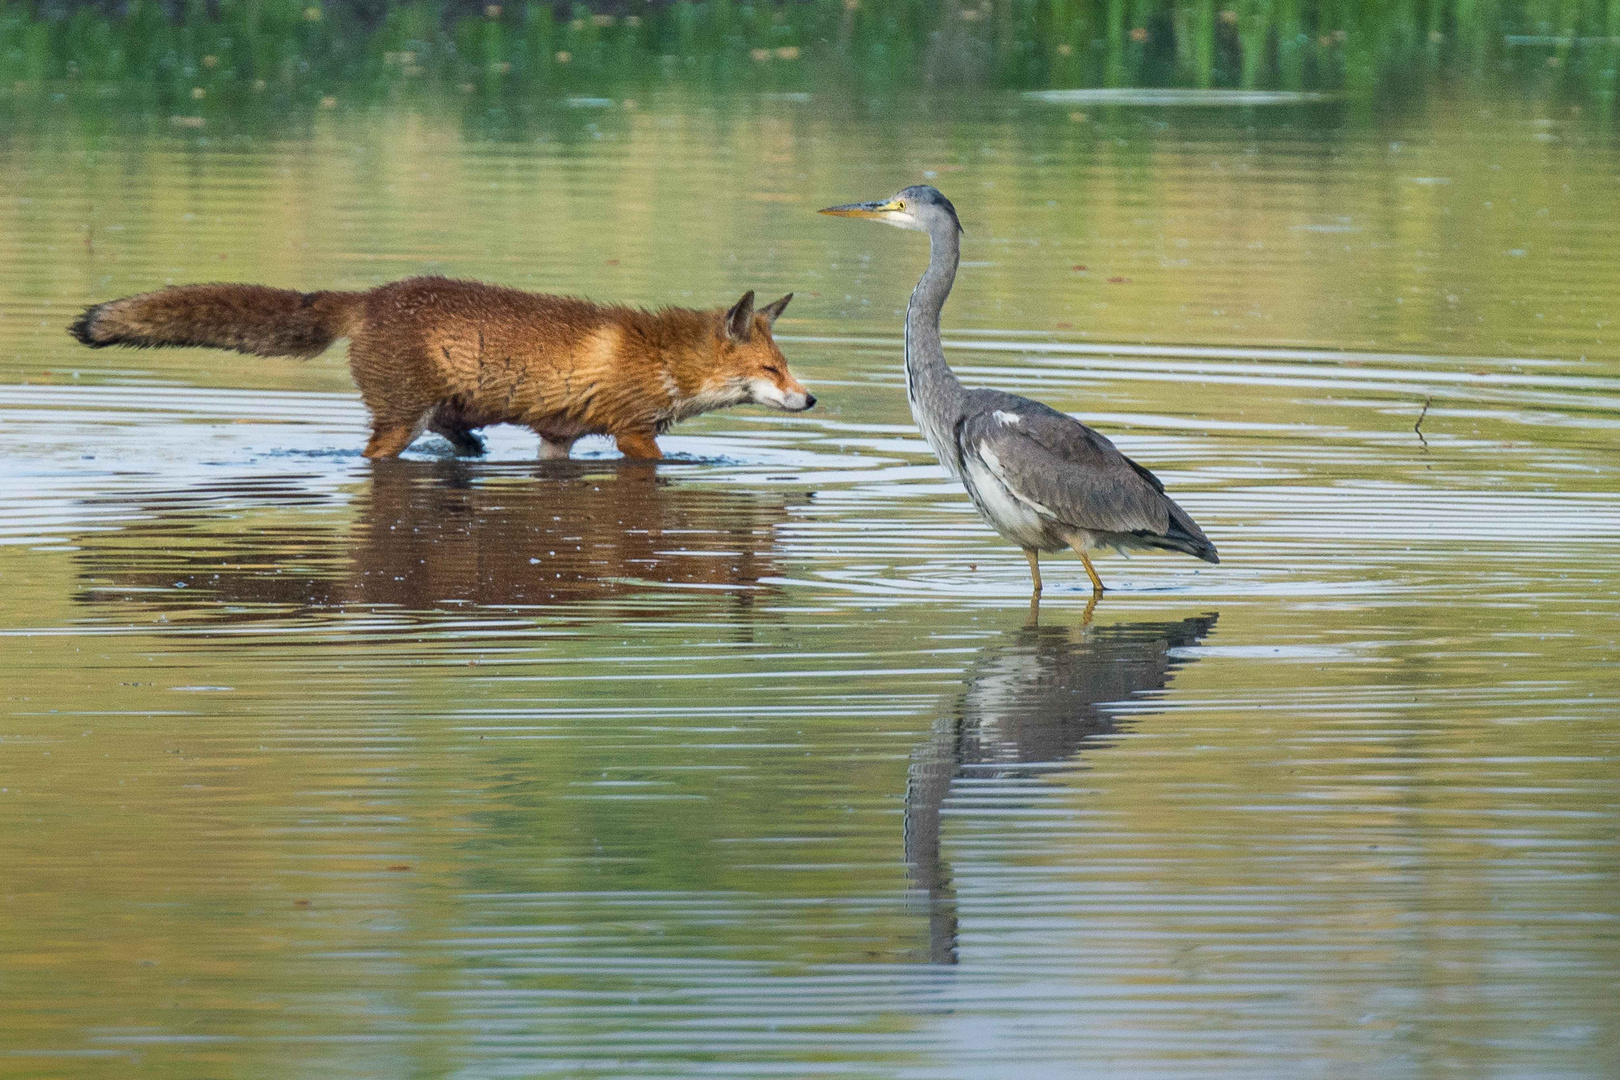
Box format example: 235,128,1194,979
961,450,1055,549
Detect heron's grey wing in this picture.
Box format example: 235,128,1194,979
956,394,1172,537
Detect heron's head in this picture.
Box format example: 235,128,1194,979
819,185,961,235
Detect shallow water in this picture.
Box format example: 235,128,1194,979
2,90,1618,1076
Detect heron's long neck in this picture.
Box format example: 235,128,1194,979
905,223,967,472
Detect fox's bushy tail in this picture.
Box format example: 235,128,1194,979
68,284,365,358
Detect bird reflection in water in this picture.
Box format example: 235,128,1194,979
73,461,798,621
905,613,1218,964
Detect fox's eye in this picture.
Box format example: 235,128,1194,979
762,365,781,375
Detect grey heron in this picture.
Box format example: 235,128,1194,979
820,186,1218,600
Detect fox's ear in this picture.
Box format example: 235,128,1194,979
759,293,792,325
725,291,756,341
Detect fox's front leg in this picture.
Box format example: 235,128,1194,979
538,436,577,460
613,429,662,460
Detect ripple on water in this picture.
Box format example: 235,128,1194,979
2,97,1619,1078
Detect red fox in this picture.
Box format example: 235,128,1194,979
68,276,814,459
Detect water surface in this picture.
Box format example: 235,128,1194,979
2,90,1618,1076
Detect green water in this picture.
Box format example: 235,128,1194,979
8,0,1620,111
1,88,1618,1076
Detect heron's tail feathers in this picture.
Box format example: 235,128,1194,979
1138,499,1219,564
69,284,364,359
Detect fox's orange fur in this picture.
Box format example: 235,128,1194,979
68,276,814,459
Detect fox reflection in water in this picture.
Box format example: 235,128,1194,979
343,461,794,611
906,613,1217,964
73,461,798,619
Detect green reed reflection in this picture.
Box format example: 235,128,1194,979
3,0,1620,128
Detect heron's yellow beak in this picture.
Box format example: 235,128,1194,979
819,199,903,219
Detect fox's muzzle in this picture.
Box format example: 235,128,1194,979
749,378,815,412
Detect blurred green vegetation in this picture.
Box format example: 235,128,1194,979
1,0,1618,120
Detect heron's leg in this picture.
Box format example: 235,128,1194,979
1023,548,1042,597
1023,550,1042,624
1067,541,1106,596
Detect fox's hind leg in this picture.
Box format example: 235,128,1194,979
363,403,435,459
613,430,662,460
427,402,486,457
348,338,440,460
435,426,486,457
364,419,427,459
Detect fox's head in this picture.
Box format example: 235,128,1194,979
709,291,815,413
